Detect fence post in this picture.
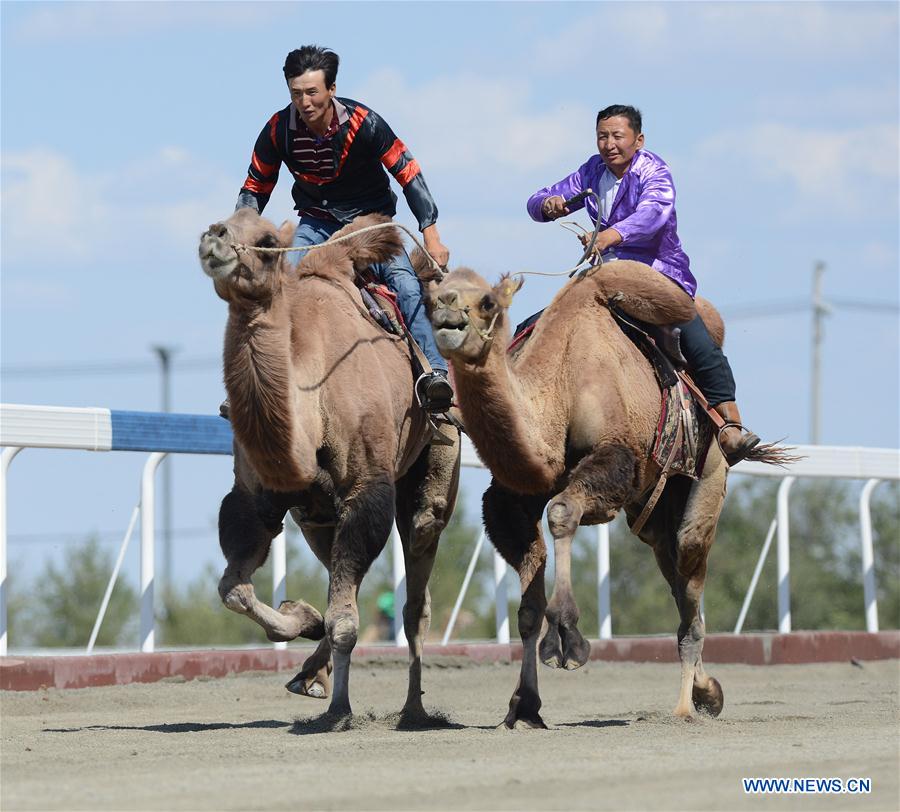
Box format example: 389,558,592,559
0,447,23,656
734,517,778,634
776,476,796,633
597,524,611,639
392,524,407,647
859,478,881,633
271,530,287,651
140,452,167,653
494,551,510,644
441,530,487,645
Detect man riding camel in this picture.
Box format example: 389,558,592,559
234,44,453,412
527,104,760,464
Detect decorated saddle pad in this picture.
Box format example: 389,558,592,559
652,380,715,480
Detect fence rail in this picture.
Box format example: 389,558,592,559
2,403,897,656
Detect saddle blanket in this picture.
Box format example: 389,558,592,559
653,380,714,480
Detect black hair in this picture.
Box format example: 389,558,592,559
596,105,642,134
283,45,339,86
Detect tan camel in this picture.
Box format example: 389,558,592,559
424,258,762,727
198,209,460,720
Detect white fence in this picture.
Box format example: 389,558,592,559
1,403,897,655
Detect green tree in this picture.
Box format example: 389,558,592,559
28,536,138,648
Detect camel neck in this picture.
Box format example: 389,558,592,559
452,326,565,494
223,296,302,489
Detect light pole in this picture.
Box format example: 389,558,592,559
810,262,829,445
152,345,178,595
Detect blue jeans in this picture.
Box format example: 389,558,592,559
291,216,446,373
679,315,736,407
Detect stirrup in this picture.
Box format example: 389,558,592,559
415,372,453,414
717,421,761,466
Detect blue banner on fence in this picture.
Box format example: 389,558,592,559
110,411,233,454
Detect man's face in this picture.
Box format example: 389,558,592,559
596,115,644,177
288,70,335,130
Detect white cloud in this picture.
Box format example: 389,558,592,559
686,122,899,221
1,147,235,267
536,4,671,61
691,3,898,56
355,69,593,173
535,2,897,69
13,1,280,41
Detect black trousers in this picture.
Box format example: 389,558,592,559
679,314,736,407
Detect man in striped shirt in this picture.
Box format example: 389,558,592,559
236,45,453,412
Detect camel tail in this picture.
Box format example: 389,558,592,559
744,440,804,467
334,213,405,271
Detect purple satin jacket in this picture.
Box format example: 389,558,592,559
527,149,696,297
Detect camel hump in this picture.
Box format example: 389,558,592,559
588,262,725,347
590,260,696,326
695,296,725,347
334,214,404,270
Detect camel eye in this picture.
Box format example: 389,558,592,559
256,235,278,250
480,295,496,312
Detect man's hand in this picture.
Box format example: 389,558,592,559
579,227,623,260
422,224,450,268
541,195,569,221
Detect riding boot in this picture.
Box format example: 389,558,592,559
713,401,760,465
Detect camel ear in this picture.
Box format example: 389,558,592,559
277,219,296,248
493,274,524,308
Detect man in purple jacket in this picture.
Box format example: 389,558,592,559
527,105,759,465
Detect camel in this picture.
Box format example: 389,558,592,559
422,258,774,727
198,208,460,720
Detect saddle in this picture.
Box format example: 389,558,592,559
359,281,406,337
357,276,462,444
509,305,715,533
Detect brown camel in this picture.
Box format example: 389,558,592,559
198,208,460,720
424,258,757,727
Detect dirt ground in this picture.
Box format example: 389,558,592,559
2,656,898,812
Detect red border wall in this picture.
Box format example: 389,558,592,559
1,631,897,691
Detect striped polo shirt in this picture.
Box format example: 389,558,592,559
288,101,350,220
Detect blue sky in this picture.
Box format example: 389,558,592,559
1,2,898,599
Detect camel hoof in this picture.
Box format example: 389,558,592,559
673,706,695,721
499,715,548,730
285,678,329,699
539,626,563,669
559,623,590,670
693,676,724,718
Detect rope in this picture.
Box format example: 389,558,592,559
231,221,444,277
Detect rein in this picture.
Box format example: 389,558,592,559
230,221,445,278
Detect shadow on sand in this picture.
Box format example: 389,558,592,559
555,719,631,729
289,709,467,735
43,720,290,734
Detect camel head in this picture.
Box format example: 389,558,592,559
198,208,296,304
428,268,524,363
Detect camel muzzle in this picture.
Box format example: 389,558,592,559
199,223,239,280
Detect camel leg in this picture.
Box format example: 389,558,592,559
637,458,726,719
395,428,460,721
217,484,325,642
543,444,636,670
484,482,549,729
325,474,396,717
285,524,334,699
285,637,333,698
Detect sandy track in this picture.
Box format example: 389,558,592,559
2,658,898,811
